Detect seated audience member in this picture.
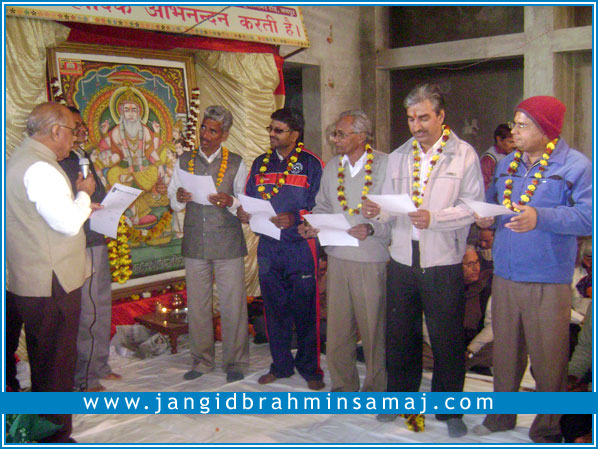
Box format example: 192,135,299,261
480,123,515,191
569,237,592,357
572,237,592,318
465,299,493,376
560,303,592,443
476,227,495,272
423,246,491,371
462,245,492,344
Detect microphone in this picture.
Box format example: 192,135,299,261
79,157,90,179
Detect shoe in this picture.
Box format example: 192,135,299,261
183,370,204,381
446,418,468,438
307,379,325,391
376,413,399,423
84,384,106,392
258,373,278,385
226,371,244,383
102,372,122,381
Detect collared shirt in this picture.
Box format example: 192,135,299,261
23,161,92,236
412,134,444,241
168,145,247,213
341,150,368,178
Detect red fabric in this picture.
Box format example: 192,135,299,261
110,291,187,338
516,96,566,140
63,22,285,95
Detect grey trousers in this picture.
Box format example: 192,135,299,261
483,275,570,443
326,256,387,392
185,257,249,374
75,245,113,390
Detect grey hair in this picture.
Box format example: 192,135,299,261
338,110,373,143
26,102,69,137
403,83,445,114
204,105,233,132
465,244,477,253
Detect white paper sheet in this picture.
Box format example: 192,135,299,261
89,183,143,238
462,198,517,218
176,166,217,205
238,194,280,240
367,194,416,215
302,213,358,247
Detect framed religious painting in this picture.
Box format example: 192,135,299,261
47,43,197,282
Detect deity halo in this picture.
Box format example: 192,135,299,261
109,85,150,125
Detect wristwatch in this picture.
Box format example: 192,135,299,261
367,223,375,237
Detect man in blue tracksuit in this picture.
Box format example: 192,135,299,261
474,96,592,443
238,108,325,390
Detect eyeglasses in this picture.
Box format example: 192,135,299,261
329,130,360,140
508,121,533,130
266,126,292,135
463,260,481,268
57,124,77,135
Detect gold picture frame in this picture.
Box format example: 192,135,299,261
47,43,197,281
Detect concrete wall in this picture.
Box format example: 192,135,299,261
283,6,363,162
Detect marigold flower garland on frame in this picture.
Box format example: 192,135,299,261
336,144,374,215
257,143,303,200
108,216,133,284
502,138,558,212
411,125,451,208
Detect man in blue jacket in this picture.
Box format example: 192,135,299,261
238,108,325,391
474,96,592,443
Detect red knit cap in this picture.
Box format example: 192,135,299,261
515,96,566,140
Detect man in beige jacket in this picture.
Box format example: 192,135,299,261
6,102,97,443
364,83,483,438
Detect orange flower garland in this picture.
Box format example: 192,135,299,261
187,147,229,186
108,216,133,284
337,144,374,215
411,125,451,208
107,210,173,283
503,138,558,212
257,142,303,200
401,414,425,432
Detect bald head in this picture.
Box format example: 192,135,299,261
27,102,72,137
27,102,76,160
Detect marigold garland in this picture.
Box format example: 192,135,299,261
411,125,451,208
107,210,173,283
502,138,558,212
50,78,67,105
188,147,229,186
401,414,425,432
108,216,133,284
183,88,201,151
336,144,374,215
257,142,304,200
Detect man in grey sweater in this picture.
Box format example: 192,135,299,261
299,110,390,392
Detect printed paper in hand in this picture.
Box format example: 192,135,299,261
302,213,358,247
176,165,217,205
238,194,280,240
368,194,417,215
462,198,518,218
90,183,143,238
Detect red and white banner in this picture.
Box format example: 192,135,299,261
6,5,309,47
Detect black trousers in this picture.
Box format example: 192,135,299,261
385,242,465,420
10,274,82,443
5,293,23,391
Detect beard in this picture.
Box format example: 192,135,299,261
122,117,143,139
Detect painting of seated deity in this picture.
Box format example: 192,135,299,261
48,44,197,280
